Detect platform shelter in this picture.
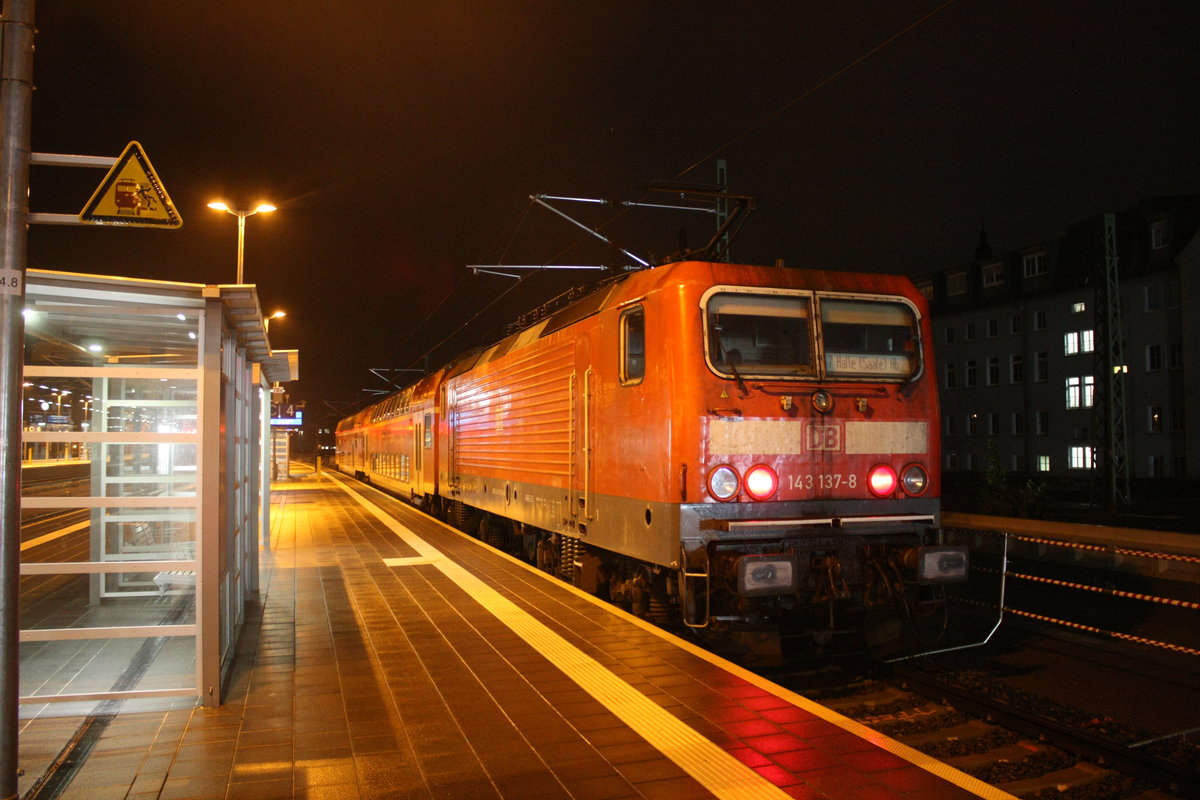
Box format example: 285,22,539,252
19,269,297,710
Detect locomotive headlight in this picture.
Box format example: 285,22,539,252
736,554,799,596
743,464,778,501
900,464,928,495
867,464,898,497
708,465,739,501
811,389,833,413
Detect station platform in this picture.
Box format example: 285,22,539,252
18,469,1014,800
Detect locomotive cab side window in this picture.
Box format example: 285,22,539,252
620,306,645,384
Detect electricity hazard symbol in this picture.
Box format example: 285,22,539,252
79,141,182,228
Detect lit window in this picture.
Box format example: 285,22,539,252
1148,406,1163,434
1080,330,1094,352
1072,301,1087,314
1065,375,1095,409
1069,446,1095,470
1064,332,1079,355
1037,455,1051,472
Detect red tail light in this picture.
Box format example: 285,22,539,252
867,465,898,497
744,464,778,501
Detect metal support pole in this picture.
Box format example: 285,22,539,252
236,213,246,284
0,3,36,797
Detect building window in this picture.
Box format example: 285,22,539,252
1022,251,1047,278
1168,342,1183,370
1065,375,1095,409
982,262,1004,287
944,415,955,436
1069,446,1095,470
916,279,934,300
1072,301,1087,314
965,454,977,471
1010,354,1023,384
1010,314,1021,334
1145,284,1163,311
1012,412,1024,435
944,326,955,345
987,413,1000,435
1033,310,1047,331
1034,351,1048,382
1151,219,1169,250
1170,405,1184,433
1037,455,1051,472
1145,344,1162,372
1149,456,1164,479
1064,330,1094,356
967,413,979,436
986,319,998,338
965,360,977,388
947,271,967,297
1148,406,1163,434
986,357,999,386
1035,410,1049,436
944,362,956,389
965,321,975,342
1064,332,1079,355
1166,278,1180,308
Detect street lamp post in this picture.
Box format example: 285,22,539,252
207,201,277,284
264,310,286,336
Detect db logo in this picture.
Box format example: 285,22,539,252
805,423,842,451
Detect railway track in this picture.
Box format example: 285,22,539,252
767,652,1198,799
352,473,1200,797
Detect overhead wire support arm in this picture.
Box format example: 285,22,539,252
529,194,651,268
619,200,710,212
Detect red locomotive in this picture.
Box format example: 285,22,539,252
336,259,968,656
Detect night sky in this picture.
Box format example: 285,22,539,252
23,1,1200,421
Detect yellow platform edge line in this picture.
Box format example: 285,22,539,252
327,473,1017,800
332,475,788,800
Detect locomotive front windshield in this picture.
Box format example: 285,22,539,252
705,291,920,381
706,293,816,377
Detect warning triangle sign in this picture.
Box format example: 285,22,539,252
79,141,182,228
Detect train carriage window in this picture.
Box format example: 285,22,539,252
620,306,645,384
819,298,919,380
706,293,814,378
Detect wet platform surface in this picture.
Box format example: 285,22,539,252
17,470,1013,799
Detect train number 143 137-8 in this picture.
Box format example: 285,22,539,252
788,473,858,490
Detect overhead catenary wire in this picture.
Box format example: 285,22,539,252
380,0,965,396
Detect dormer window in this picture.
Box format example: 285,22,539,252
1022,251,1047,278
1151,219,1170,250
946,271,967,296
981,261,1004,288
